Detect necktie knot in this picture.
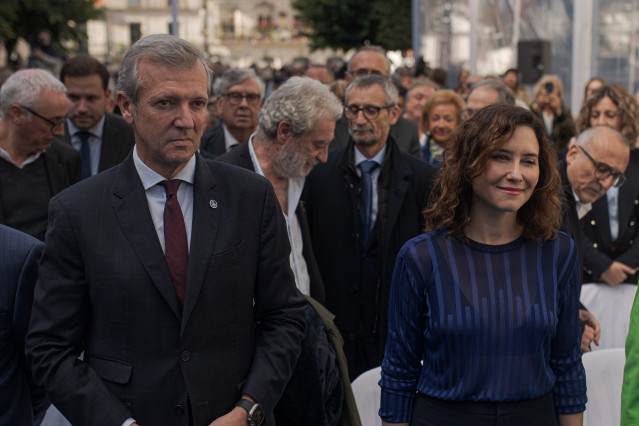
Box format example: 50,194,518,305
160,179,182,197
76,131,92,142
359,160,378,175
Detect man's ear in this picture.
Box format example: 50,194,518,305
275,121,293,145
117,91,134,125
8,104,24,125
388,104,401,126
566,143,580,166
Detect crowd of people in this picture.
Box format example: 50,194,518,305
3,32,639,426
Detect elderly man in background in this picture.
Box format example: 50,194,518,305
330,46,421,158
200,68,264,157
0,69,80,240
464,78,516,119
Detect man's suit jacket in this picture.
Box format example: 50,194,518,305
216,141,326,303
0,225,48,426
558,160,602,285
0,140,81,239
56,112,135,173
199,121,227,158
329,116,421,159
26,153,307,426
303,138,436,378
582,148,639,283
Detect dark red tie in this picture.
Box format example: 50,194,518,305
160,180,188,309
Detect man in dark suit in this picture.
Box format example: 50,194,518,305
559,126,630,352
582,148,639,284
217,76,361,426
200,68,264,158
57,55,135,179
304,75,436,380
0,225,48,425
26,34,306,426
329,46,421,158
0,69,80,241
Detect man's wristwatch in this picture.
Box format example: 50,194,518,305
235,398,265,426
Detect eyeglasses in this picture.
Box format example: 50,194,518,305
579,145,626,188
224,92,261,106
19,105,65,132
344,104,394,120
349,68,384,79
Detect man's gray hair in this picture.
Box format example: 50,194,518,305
258,76,342,139
213,68,265,99
0,69,66,119
577,125,629,148
117,34,212,106
345,75,398,106
469,79,516,106
347,46,391,75
406,79,440,100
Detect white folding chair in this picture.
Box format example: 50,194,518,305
582,348,625,426
580,283,637,350
351,366,382,426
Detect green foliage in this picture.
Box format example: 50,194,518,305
0,0,100,60
292,0,412,51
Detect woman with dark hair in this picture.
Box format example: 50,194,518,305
379,105,586,426
576,84,639,285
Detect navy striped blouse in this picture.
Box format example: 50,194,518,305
379,228,587,423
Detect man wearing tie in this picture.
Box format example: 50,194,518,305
26,34,306,426
57,55,135,179
303,75,436,380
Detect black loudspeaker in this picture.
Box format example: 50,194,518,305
517,40,551,84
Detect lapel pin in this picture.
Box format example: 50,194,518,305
210,200,218,209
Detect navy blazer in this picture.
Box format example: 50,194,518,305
582,148,639,283
56,112,135,174
26,153,306,426
0,225,48,425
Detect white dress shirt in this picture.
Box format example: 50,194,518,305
248,138,310,296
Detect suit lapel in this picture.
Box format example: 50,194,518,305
384,141,411,238
112,156,181,320
181,154,219,333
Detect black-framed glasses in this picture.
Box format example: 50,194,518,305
19,105,65,132
579,145,626,188
223,92,261,106
344,104,394,120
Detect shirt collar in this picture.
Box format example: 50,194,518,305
222,122,241,151
132,145,196,190
354,144,387,167
67,115,106,139
0,145,44,168
572,188,592,219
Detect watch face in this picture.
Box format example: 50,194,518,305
249,404,265,426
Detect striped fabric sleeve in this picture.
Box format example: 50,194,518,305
550,236,588,414
379,241,429,423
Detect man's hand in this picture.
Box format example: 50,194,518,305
209,406,248,426
579,309,601,352
600,261,636,285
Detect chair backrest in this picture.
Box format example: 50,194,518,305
351,366,382,426
580,283,637,350
582,348,626,426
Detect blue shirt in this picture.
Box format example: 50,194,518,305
379,228,587,422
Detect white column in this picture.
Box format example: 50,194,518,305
571,0,593,112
